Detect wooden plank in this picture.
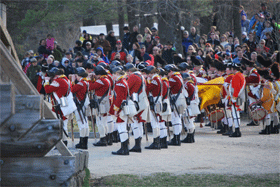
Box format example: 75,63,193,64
0,156,76,186
0,119,62,157
56,140,73,157
43,100,56,119
0,16,20,65
0,40,56,119
0,84,15,124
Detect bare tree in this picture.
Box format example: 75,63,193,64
118,0,125,39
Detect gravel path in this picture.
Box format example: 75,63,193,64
82,119,280,178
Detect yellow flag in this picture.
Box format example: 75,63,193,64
198,77,224,110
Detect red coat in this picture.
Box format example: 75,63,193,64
89,76,110,97
45,75,70,98
231,72,246,99
162,77,169,99
106,72,114,90
72,78,88,102
110,51,127,63
44,75,71,119
127,72,143,96
36,73,44,93
222,74,234,98
147,75,162,97
245,68,260,99
127,72,147,122
169,72,183,95
189,72,197,86
109,76,128,122
184,81,195,100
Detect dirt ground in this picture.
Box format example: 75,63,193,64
73,118,280,178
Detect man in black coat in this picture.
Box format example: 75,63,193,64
129,25,139,50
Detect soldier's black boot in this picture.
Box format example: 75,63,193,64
107,133,113,146
217,124,226,134
112,140,129,155
93,137,107,146
145,137,161,150
160,137,168,149
271,124,279,134
129,137,142,152
259,125,271,135
223,126,233,136
220,125,229,135
181,133,194,143
229,127,242,137
112,131,118,143
181,133,190,143
192,130,195,142
247,121,258,126
75,137,84,149
175,134,181,146
83,137,88,149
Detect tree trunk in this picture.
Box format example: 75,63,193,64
126,0,139,32
213,0,233,35
233,0,241,41
139,0,154,34
105,21,113,35
118,0,125,39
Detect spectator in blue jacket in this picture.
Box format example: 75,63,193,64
96,47,110,64
182,30,193,58
122,26,130,51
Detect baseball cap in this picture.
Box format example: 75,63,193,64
116,39,122,44
151,27,157,31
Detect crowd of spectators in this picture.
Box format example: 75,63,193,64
21,2,279,86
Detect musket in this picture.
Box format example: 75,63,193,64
166,122,171,141
89,91,97,140
73,94,84,124
232,103,240,128
71,118,74,145
144,122,148,141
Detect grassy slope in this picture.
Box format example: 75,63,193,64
90,173,280,187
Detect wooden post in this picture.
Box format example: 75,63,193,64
118,0,125,39
0,3,7,27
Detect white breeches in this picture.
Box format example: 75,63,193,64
74,109,89,137
96,115,107,138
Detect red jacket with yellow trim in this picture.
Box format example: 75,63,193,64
169,72,183,95
231,72,246,99
89,76,110,97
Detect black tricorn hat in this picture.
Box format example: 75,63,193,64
191,55,202,66
271,63,280,80
213,59,226,71
257,55,273,67
241,57,255,67
257,68,270,77
205,54,213,67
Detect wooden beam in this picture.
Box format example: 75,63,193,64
0,84,15,124
0,119,62,157
0,40,56,119
56,140,73,157
1,156,76,186
0,16,20,65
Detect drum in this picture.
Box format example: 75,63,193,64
206,105,225,123
249,102,267,121
208,109,225,123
